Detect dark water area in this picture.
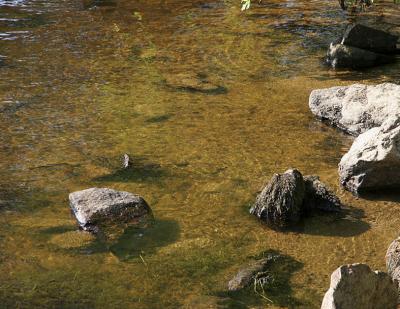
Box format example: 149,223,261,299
0,0,400,307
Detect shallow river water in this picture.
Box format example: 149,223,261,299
0,0,400,308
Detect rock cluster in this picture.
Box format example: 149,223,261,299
250,169,340,228
310,82,400,194
326,24,398,69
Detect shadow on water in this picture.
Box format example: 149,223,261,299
38,219,180,260
291,206,370,237
109,219,180,260
357,188,400,203
92,156,168,183
214,249,304,309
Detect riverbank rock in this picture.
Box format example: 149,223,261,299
69,188,152,231
250,169,341,228
309,83,400,136
342,24,399,55
321,263,398,309
326,43,395,69
163,72,227,94
386,237,400,297
250,169,305,228
339,116,400,193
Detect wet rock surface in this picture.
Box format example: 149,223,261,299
309,83,400,136
303,176,341,212
69,187,152,231
326,23,398,69
342,23,399,55
321,263,398,309
250,169,305,228
326,43,395,69
250,169,341,228
339,116,400,193
228,254,279,291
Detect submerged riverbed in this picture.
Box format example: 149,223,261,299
0,0,400,308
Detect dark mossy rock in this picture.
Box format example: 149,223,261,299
326,43,395,69
250,169,305,228
303,175,341,212
228,254,279,291
250,169,341,228
342,24,399,55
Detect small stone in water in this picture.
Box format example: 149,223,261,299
122,153,131,169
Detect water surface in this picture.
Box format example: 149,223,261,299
1,0,400,308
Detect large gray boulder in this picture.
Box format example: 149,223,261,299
69,188,152,231
309,83,400,136
250,169,305,228
338,116,400,193
321,263,398,309
326,43,395,69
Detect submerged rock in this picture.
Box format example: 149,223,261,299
303,176,341,212
250,169,305,228
309,83,400,136
339,116,400,193
163,72,227,94
69,188,152,231
341,24,399,55
321,263,398,309
250,169,341,227
326,43,395,69
228,253,281,291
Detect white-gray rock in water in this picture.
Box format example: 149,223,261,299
69,187,152,231
339,115,400,193
386,237,400,300
321,263,398,309
309,83,400,136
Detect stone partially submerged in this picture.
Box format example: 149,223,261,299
338,116,400,193
303,176,341,212
309,83,400,136
69,187,152,232
326,43,394,69
228,254,279,291
341,24,399,55
326,23,398,69
250,169,305,228
321,263,398,309
250,169,341,228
